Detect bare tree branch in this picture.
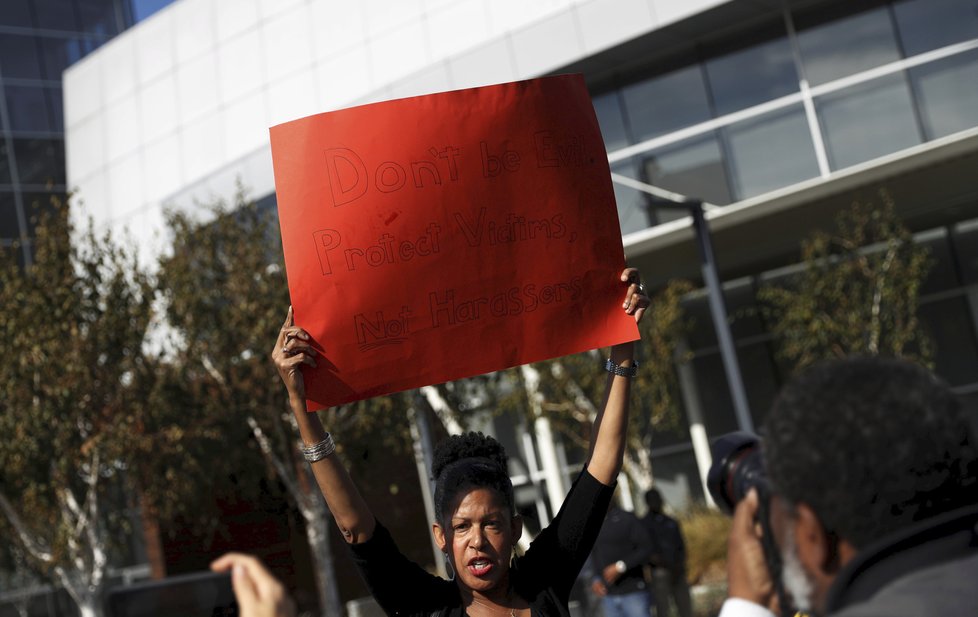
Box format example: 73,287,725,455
0,493,54,564
246,416,301,499
420,386,464,435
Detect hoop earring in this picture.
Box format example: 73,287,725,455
444,554,455,581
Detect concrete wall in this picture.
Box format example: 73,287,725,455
63,0,726,254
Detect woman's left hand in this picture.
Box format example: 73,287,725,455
620,267,650,324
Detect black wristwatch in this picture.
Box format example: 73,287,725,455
605,358,639,378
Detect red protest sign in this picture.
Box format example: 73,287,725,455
270,74,638,410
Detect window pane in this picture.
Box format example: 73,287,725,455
739,342,781,429
592,92,630,152
49,86,65,132
893,0,978,57
34,0,80,31
706,37,798,116
642,134,732,206
609,160,652,235
916,232,960,295
683,293,717,350
622,65,712,142
919,296,978,387
693,343,780,436
692,353,738,435
13,139,66,186
682,282,765,349
952,220,978,285
816,73,921,170
0,34,43,80
77,0,122,35
131,0,174,23
644,449,704,507
0,141,12,184
0,192,22,239
909,49,978,140
609,156,689,229
5,86,56,133
723,104,819,200
797,6,901,86
38,36,88,80
0,0,33,27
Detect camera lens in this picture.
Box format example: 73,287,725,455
706,432,767,514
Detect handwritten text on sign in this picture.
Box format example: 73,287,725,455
270,75,638,410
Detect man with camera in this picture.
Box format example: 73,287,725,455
712,357,978,617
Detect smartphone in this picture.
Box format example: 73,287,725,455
105,570,238,617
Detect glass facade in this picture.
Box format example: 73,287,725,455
815,72,922,169
590,1,978,502
658,217,978,499
704,36,798,116
598,0,978,229
908,49,978,140
0,0,177,265
722,104,819,198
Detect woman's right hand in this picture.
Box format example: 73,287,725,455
272,306,317,402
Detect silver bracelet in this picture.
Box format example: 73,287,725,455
301,433,336,463
605,358,639,378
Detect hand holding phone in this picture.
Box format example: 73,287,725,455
211,553,295,617
105,570,237,617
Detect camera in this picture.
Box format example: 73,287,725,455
706,431,769,514
707,432,797,617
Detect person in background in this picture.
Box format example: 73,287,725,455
641,488,692,617
587,502,655,617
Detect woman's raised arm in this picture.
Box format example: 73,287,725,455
585,268,649,486
273,307,376,544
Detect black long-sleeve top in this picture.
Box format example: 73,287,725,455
348,470,615,617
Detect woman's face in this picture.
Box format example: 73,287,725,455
433,487,522,595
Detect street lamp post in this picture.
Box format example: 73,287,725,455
611,174,754,434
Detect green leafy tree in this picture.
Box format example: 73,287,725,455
758,192,933,372
0,199,154,617
154,191,420,615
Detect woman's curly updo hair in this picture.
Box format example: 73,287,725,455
432,432,515,526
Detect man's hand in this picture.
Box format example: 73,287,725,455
727,489,778,612
602,563,622,584
591,579,608,597
211,553,296,617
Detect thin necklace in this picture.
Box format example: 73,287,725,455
468,596,517,617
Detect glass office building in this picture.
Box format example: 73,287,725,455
63,0,978,508
596,0,978,232
0,0,176,266
580,0,978,500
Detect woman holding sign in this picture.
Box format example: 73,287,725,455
273,268,649,617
